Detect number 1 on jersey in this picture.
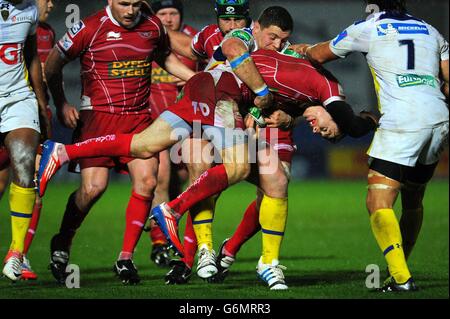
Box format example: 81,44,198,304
399,40,415,70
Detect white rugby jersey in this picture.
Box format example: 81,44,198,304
330,12,449,130
0,0,38,97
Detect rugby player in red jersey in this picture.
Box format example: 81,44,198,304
42,0,195,285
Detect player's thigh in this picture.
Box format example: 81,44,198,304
401,161,438,209
220,142,250,184
131,115,186,157
366,160,403,213
128,156,159,196
256,141,290,198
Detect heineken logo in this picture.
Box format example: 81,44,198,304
1,10,9,21
397,74,436,88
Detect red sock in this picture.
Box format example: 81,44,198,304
150,224,167,246
121,190,153,258
181,213,197,269
168,165,228,216
65,134,133,161
225,200,260,257
23,201,43,255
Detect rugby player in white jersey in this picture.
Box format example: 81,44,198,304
0,0,48,281
292,0,449,292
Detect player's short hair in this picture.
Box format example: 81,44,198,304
367,0,407,14
257,6,293,32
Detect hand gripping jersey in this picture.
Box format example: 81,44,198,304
150,24,198,117
56,6,170,115
37,21,55,63
330,12,449,130
0,0,38,97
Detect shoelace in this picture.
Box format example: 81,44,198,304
265,264,287,281
9,257,22,274
198,249,216,268
52,251,69,264
220,255,235,268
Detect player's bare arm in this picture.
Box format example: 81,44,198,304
441,59,449,98
167,29,199,61
45,48,79,129
222,37,273,109
24,34,50,136
156,51,196,82
305,41,340,65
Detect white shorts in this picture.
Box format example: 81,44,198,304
0,92,40,134
368,123,449,167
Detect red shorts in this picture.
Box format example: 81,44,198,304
68,111,153,174
0,146,10,170
149,84,178,120
260,127,296,164
167,72,244,129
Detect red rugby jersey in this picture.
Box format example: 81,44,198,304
149,24,198,117
56,6,170,115
37,22,55,63
191,24,224,60
250,50,345,113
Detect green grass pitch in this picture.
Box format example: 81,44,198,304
0,180,448,299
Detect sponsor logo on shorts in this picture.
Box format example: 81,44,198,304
377,23,429,36
69,21,85,37
397,74,436,88
109,60,152,78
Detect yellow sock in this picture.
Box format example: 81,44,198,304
370,208,411,283
9,183,35,253
192,197,215,251
259,195,288,264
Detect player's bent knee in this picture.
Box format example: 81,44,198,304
135,176,157,196
79,183,107,203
